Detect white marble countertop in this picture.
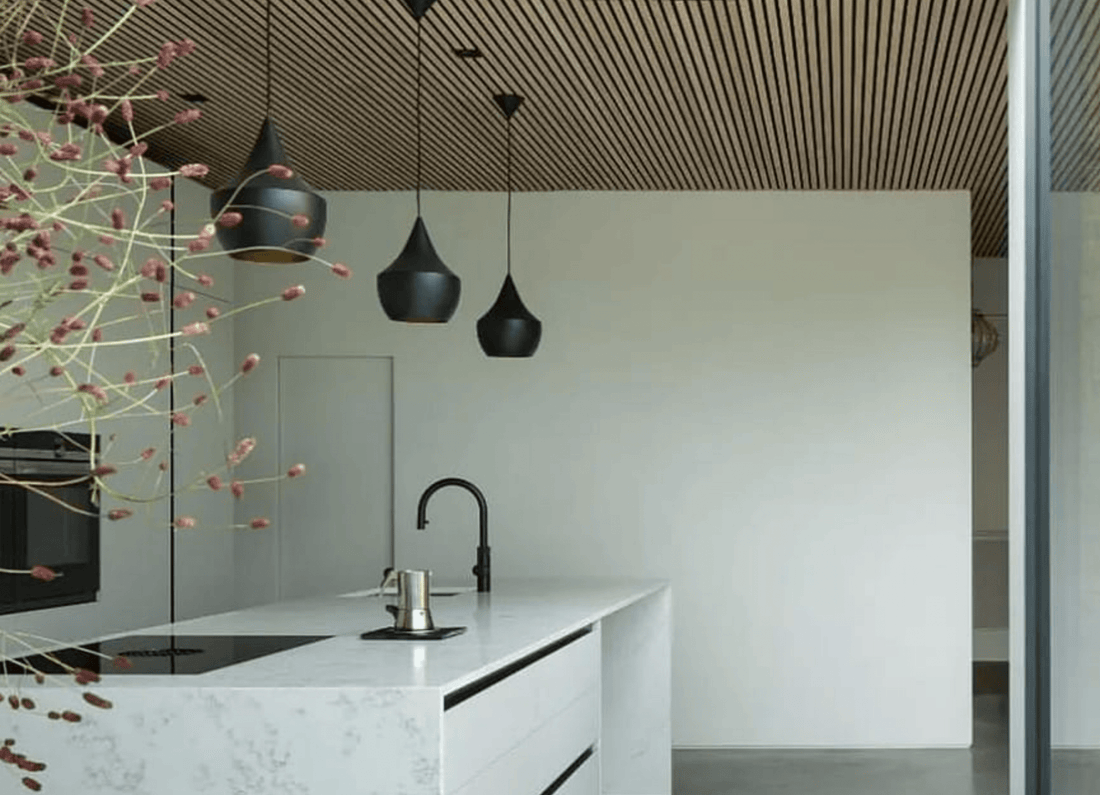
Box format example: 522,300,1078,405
78,577,668,693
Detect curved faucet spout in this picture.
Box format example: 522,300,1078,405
416,477,490,592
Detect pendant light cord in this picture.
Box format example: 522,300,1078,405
416,17,423,216
264,0,272,116
506,116,512,275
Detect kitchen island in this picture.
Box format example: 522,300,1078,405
18,578,670,795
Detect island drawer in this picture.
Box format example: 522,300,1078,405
443,626,600,794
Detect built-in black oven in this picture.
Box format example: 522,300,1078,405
0,430,100,614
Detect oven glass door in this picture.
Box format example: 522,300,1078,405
0,460,100,613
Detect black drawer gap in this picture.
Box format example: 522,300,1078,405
541,745,595,795
444,625,593,710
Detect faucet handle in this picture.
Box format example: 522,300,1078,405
378,567,397,593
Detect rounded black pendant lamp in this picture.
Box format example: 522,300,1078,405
209,0,326,263
376,0,460,323
477,94,542,358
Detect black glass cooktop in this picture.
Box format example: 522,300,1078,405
3,634,332,676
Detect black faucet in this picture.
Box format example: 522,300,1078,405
416,477,490,593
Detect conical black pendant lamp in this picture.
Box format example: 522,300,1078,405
210,0,326,263
377,0,460,323
477,94,542,357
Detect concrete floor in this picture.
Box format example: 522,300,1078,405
673,694,1100,794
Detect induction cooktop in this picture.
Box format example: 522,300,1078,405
3,634,332,676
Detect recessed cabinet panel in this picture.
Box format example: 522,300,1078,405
444,628,600,794
449,693,598,795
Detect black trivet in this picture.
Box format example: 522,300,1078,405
360,626,467,641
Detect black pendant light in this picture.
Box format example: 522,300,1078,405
210,0,326,263
477,94,542,358
377,0,460,323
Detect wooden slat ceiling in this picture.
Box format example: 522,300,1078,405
1051,0,1100,193
33,1,1018,257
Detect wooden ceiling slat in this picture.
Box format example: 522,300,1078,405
729,0,790,189
689,1,758,188
26,0,1015,256
672,3,743,188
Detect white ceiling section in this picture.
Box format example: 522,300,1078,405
38,1,1019,256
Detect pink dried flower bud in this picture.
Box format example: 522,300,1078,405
82,693,112,710
120,98,134,122
177,38,197,56
162,200,175,212
22,166,37,181
159,460,169,471
157,42,179,70
61,711,81,722
217,212,242,228
178,163,208,178
155,89,169,101
53,74,81,89
76,383,108,403
312,236,327,248
141,291,161,303
207,475,223,491
112,656,132,670
81,7,94,26
291,214,309,228
172,291,195,309
332,262,352,279
91,464,116,477
111,208,126,229
230,480,245,498
192,393,207,406
48,142,81,161
123,370,136,383
249,517,271,530
154,376,171,390
140,447,156,459
150,176,171,190
240,353,260,373
188,237,209,253
29,565,58,582
91,328,102,342
11,367,25,377
173,108,201,124
281,285,305,301
69,264,88,276
0,345,14,361
108,508,133,520
196,274,214,288
0,143,17,156
80,54,104,78
286,464,306,478
68,279,88,291
187,364,204,375
71,250,85,263
267,164,293,178
23,57,56,71
205,306,221,319
173,515,195,529
170,412,190,426
98,234,115,246
20,697,35,710
21,776,41,791
140,258,158,278
74,668,100,685
92,254,113,271
181,322,210,336
22,31,44,46
49,366,64,377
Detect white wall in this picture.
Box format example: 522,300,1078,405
228,189,972,747
972,258,1009,657
1050,192,1100,748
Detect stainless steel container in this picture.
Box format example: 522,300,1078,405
379,569,435,631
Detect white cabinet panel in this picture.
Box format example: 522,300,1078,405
450,693,598,795
444,628,600,794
